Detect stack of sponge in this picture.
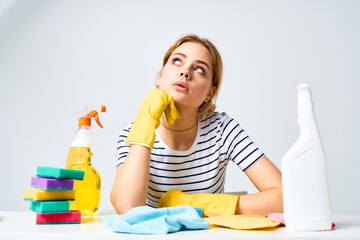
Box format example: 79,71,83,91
23,166,85,224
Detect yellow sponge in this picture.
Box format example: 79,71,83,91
205,214,281,230
23,189,75,201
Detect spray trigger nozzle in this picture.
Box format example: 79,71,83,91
88,110,103,128
78,105,106,128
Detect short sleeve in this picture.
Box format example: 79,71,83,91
220,113,265,171
116,123,132,167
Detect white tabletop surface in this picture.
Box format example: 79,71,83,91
0,211,359,240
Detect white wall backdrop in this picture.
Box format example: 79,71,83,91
0,0,359,214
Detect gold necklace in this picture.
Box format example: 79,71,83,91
160,121,197,132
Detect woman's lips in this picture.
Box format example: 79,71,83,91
172,81,189,92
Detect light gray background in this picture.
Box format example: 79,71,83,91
1,0,359,214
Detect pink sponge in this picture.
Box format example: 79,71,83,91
268,213,286,225
36,210,81,224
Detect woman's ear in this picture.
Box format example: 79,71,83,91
156,71,162,88
206,86,216,102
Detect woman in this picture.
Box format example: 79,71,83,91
110,34,283,216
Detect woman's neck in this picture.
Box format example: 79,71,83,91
158,105,199,151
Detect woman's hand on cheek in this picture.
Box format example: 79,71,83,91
126,89,179,149
165,99,179,125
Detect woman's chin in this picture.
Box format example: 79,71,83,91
173,99,201,111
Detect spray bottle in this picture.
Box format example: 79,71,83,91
65,105,106,216
281,84,332,231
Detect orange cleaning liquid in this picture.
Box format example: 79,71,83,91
65,147,100,216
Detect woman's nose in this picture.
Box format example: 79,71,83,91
180,72,190,80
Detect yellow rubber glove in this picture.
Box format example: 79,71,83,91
126,89,179,149
158,189,239,216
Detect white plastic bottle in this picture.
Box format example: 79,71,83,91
281,84,332,231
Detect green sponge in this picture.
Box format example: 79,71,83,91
30,201,70,214
36,166,85,180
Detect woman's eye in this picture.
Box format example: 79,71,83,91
195,67,205,74
172,58,181,65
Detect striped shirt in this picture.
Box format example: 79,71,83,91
116,112,265,208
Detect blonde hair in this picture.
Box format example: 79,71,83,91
161,34,223,116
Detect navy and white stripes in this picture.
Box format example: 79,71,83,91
116,112,264,208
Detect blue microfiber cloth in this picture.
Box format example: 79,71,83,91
103,205,209,235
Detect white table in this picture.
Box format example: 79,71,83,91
0,211,359,239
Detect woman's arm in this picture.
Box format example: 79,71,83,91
110,89,179,214
110,145,151,214
235,156,283,216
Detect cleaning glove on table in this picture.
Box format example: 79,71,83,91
157,189,284,230
126,89,179,149
158,189,239,216
103,205,209,235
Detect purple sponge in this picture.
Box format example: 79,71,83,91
31,177,74,190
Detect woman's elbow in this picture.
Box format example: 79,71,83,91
110,192,127,214
113,204,131,215
110,191,143,215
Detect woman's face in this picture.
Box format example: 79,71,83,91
158,42,215,110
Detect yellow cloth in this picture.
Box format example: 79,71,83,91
205,214,281,230
126,89,179,149
158,189,239,216
23,189,75,201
